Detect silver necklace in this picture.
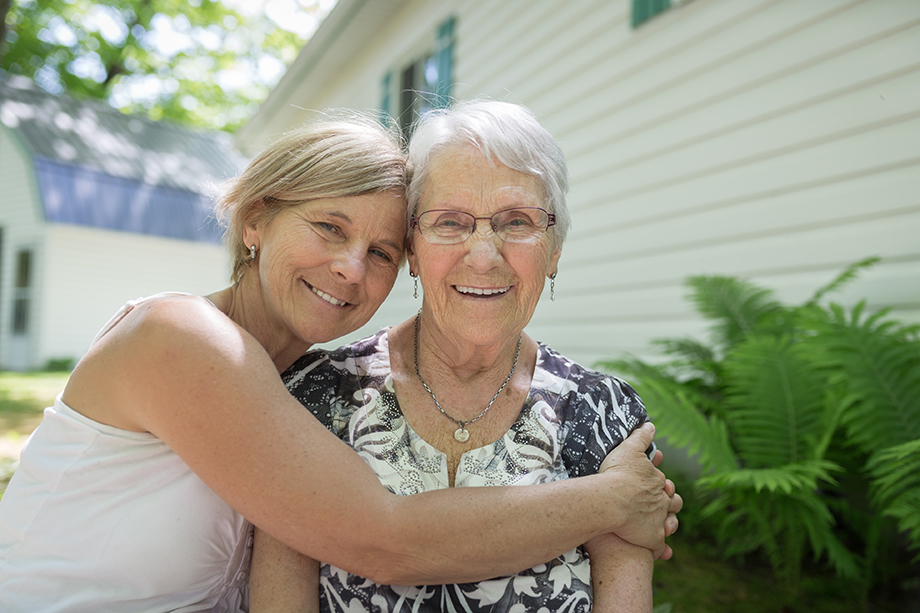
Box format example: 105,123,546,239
413,313,521,443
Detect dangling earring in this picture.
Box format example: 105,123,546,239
410,272,419,299
550,273,556,302
249,245,257,261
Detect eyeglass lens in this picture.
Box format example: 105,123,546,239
417,208,551,243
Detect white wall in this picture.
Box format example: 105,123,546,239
263,0,920,368
0,127,45,370
36,224,231,368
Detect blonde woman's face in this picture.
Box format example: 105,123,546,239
246,190,407,346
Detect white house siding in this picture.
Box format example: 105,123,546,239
252,0,920,367
0,127,45,370
33,224,231,369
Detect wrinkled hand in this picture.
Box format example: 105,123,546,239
598,422,682,559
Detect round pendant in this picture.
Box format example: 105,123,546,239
454,427,470,442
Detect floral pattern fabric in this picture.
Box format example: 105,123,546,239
283,329,649,613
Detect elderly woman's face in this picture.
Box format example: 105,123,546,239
409,145,561,347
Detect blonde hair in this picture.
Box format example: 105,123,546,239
216,113,408,281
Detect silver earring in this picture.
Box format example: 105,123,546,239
550,273,556,302
411,272,419,299
249,245,257,261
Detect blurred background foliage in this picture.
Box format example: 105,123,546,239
599,258,920,610
0,0,328,131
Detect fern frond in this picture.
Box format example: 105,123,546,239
701,482,860,581
685,276,782,348
812,302,920,450
650,336,718,365
806,257,881,306
723,335,829,467
867,439,920,556
698,460,840,494
599,359,737,473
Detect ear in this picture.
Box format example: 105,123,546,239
405,234,418,276
547,244,562,279
242,199,266,251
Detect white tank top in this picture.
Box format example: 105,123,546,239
0,296,252,612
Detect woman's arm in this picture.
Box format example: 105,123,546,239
249,527,319,613
585,533,654,613
64,296,676,585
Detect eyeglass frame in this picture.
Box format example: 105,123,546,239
410,207,557,245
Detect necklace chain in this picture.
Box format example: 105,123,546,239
413,312,521,443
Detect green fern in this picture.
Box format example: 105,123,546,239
810,302,920,451
699,460,840,495
601,357,736,473
596,259,920,597
685,275,782,348
867,438,920,558
806,256,880,306
723,336,830,467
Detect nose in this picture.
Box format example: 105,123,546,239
330,244,367,282
464,223,503,270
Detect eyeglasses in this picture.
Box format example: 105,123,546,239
411,207,556,245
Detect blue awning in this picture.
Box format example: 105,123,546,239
34,156,224,245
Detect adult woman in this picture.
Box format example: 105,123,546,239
263,101,670,612
0,114,677,612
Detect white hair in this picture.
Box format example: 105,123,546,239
407,99,570,245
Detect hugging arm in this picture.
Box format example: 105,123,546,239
249,528,319,613
77,298,674,585
585,533,654,613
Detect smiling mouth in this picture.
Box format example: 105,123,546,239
309,285,349,307
454,285,511,296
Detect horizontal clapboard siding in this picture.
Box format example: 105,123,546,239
454,0,920,365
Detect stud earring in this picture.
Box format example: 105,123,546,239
410,272,419,299
550,273,556,302
249,245,257,261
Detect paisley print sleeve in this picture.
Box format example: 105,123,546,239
549,351,650,478
281,330,389,438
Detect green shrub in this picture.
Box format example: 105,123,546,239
42,358,74,372
597,258,920,602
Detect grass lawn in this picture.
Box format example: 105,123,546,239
0,371,70,433
0,371,70,484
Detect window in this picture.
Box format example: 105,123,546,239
633,0,687,28
382,16,455,137
11,249,31,335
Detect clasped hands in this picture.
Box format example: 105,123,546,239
600,422,683,560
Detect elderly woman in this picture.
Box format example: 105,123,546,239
256,101,669,612
0,112,676,612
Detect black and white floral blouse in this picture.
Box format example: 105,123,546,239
283,328,650,613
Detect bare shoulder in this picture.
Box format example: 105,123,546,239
63,293,267,431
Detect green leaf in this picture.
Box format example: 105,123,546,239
806,256,880,306
811,302,920,451
699,460,840,494
867,439,920,557
723,336,829,467
1,0,309,131
685,275,782,348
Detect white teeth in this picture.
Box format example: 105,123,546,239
311,286,347,306
455,285,510,296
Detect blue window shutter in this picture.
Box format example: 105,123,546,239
632,0,671,28
380,70,393,122
435,16,455,108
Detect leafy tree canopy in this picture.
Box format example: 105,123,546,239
0,0,330,132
